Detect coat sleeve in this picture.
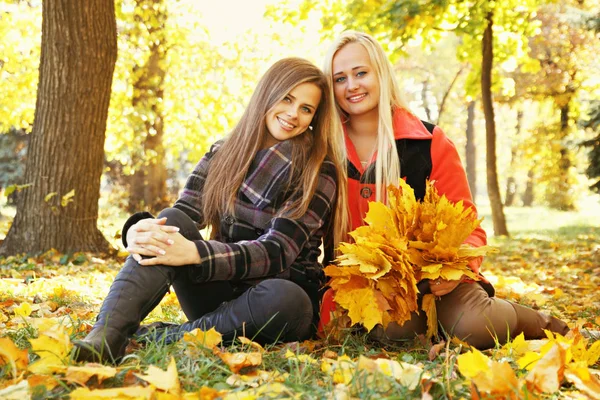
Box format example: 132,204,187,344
190,160,337,282
429,127,487,274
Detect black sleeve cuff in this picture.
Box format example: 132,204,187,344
122,211,154,248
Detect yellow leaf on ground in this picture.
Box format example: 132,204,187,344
0,380,29,400
321,355,355,385
64,363,117,385
285,349,317,364
226,369,287,388
525,344,566,394
564,367,600,400
27,374,60,392
13,302,33,317
182,327,222,350
238,337,264,352
470,360,520,399
217,350,262,374
221,382,293,400
0,337,29,376
457,348,491,379
134,357,180,394
28,326,72,374
69,386,155,399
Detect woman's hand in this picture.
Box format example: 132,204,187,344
138,232,201,266
126,217,180,261
430,276,464,297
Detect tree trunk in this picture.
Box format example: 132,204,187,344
465,100,477,201
1,0,117,255
481,11,509,236
504,109,523,207
422,79,432,121
127,0,169,214
550,102,576,210
522,169,535,206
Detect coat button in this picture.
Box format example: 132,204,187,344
255,228,264,236
360,187,372,198
224,215,236,225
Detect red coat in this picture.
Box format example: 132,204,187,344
345,108,486,259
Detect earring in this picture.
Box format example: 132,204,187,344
308,125,313,131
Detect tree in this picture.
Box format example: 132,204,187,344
0,0,117,255
268,0,537,235
126,0,170,214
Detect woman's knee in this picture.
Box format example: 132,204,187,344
156,208,203,240
248,279,313,341
438,294,517,349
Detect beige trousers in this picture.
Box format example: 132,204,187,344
375,282,569,349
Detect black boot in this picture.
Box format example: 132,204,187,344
73,257,175,364
136,279,314,346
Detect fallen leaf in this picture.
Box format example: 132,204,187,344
28,326,72,374
0,380,29,400
0,337,29,376
134,357,180,394
216,350,262,374
69,386,155,399
525,344,566,394
182,327,222,350
64,363,118,385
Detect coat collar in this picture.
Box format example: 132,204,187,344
240,140,293,210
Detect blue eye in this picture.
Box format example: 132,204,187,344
301,106,312,114
357,71,366,77
335,76,346,83
283,96,292,103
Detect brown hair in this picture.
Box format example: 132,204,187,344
202,58,348,247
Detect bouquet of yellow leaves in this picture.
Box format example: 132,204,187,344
323,179,495,338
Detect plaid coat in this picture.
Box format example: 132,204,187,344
123,139,337,287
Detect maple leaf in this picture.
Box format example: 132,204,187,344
134,356,181,394
0,337,29,377
326,179,494,335
525,343,566,394
28,326,72,374
69,386,155,399
564,367,600,400
321,355,355,385
64,363,118,386
216,349,262,374
182,327,222,350
0,380,30,400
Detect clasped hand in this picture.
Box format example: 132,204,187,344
125,217,199,266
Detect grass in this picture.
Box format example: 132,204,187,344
1,196,599,398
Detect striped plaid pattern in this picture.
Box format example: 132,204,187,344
174,140,337,285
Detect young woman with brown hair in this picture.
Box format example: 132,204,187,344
75,57,348,364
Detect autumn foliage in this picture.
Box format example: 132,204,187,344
324,179,494,334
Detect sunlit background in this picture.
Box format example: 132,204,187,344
1,0,599,237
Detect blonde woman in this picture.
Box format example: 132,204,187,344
320,31,568,349
75,58,348,364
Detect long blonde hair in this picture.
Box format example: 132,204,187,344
324,30,410,202
202,58,348,249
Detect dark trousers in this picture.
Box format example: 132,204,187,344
148,207,314,344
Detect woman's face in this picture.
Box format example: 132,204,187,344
264,82,321,148
332,42,380,118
